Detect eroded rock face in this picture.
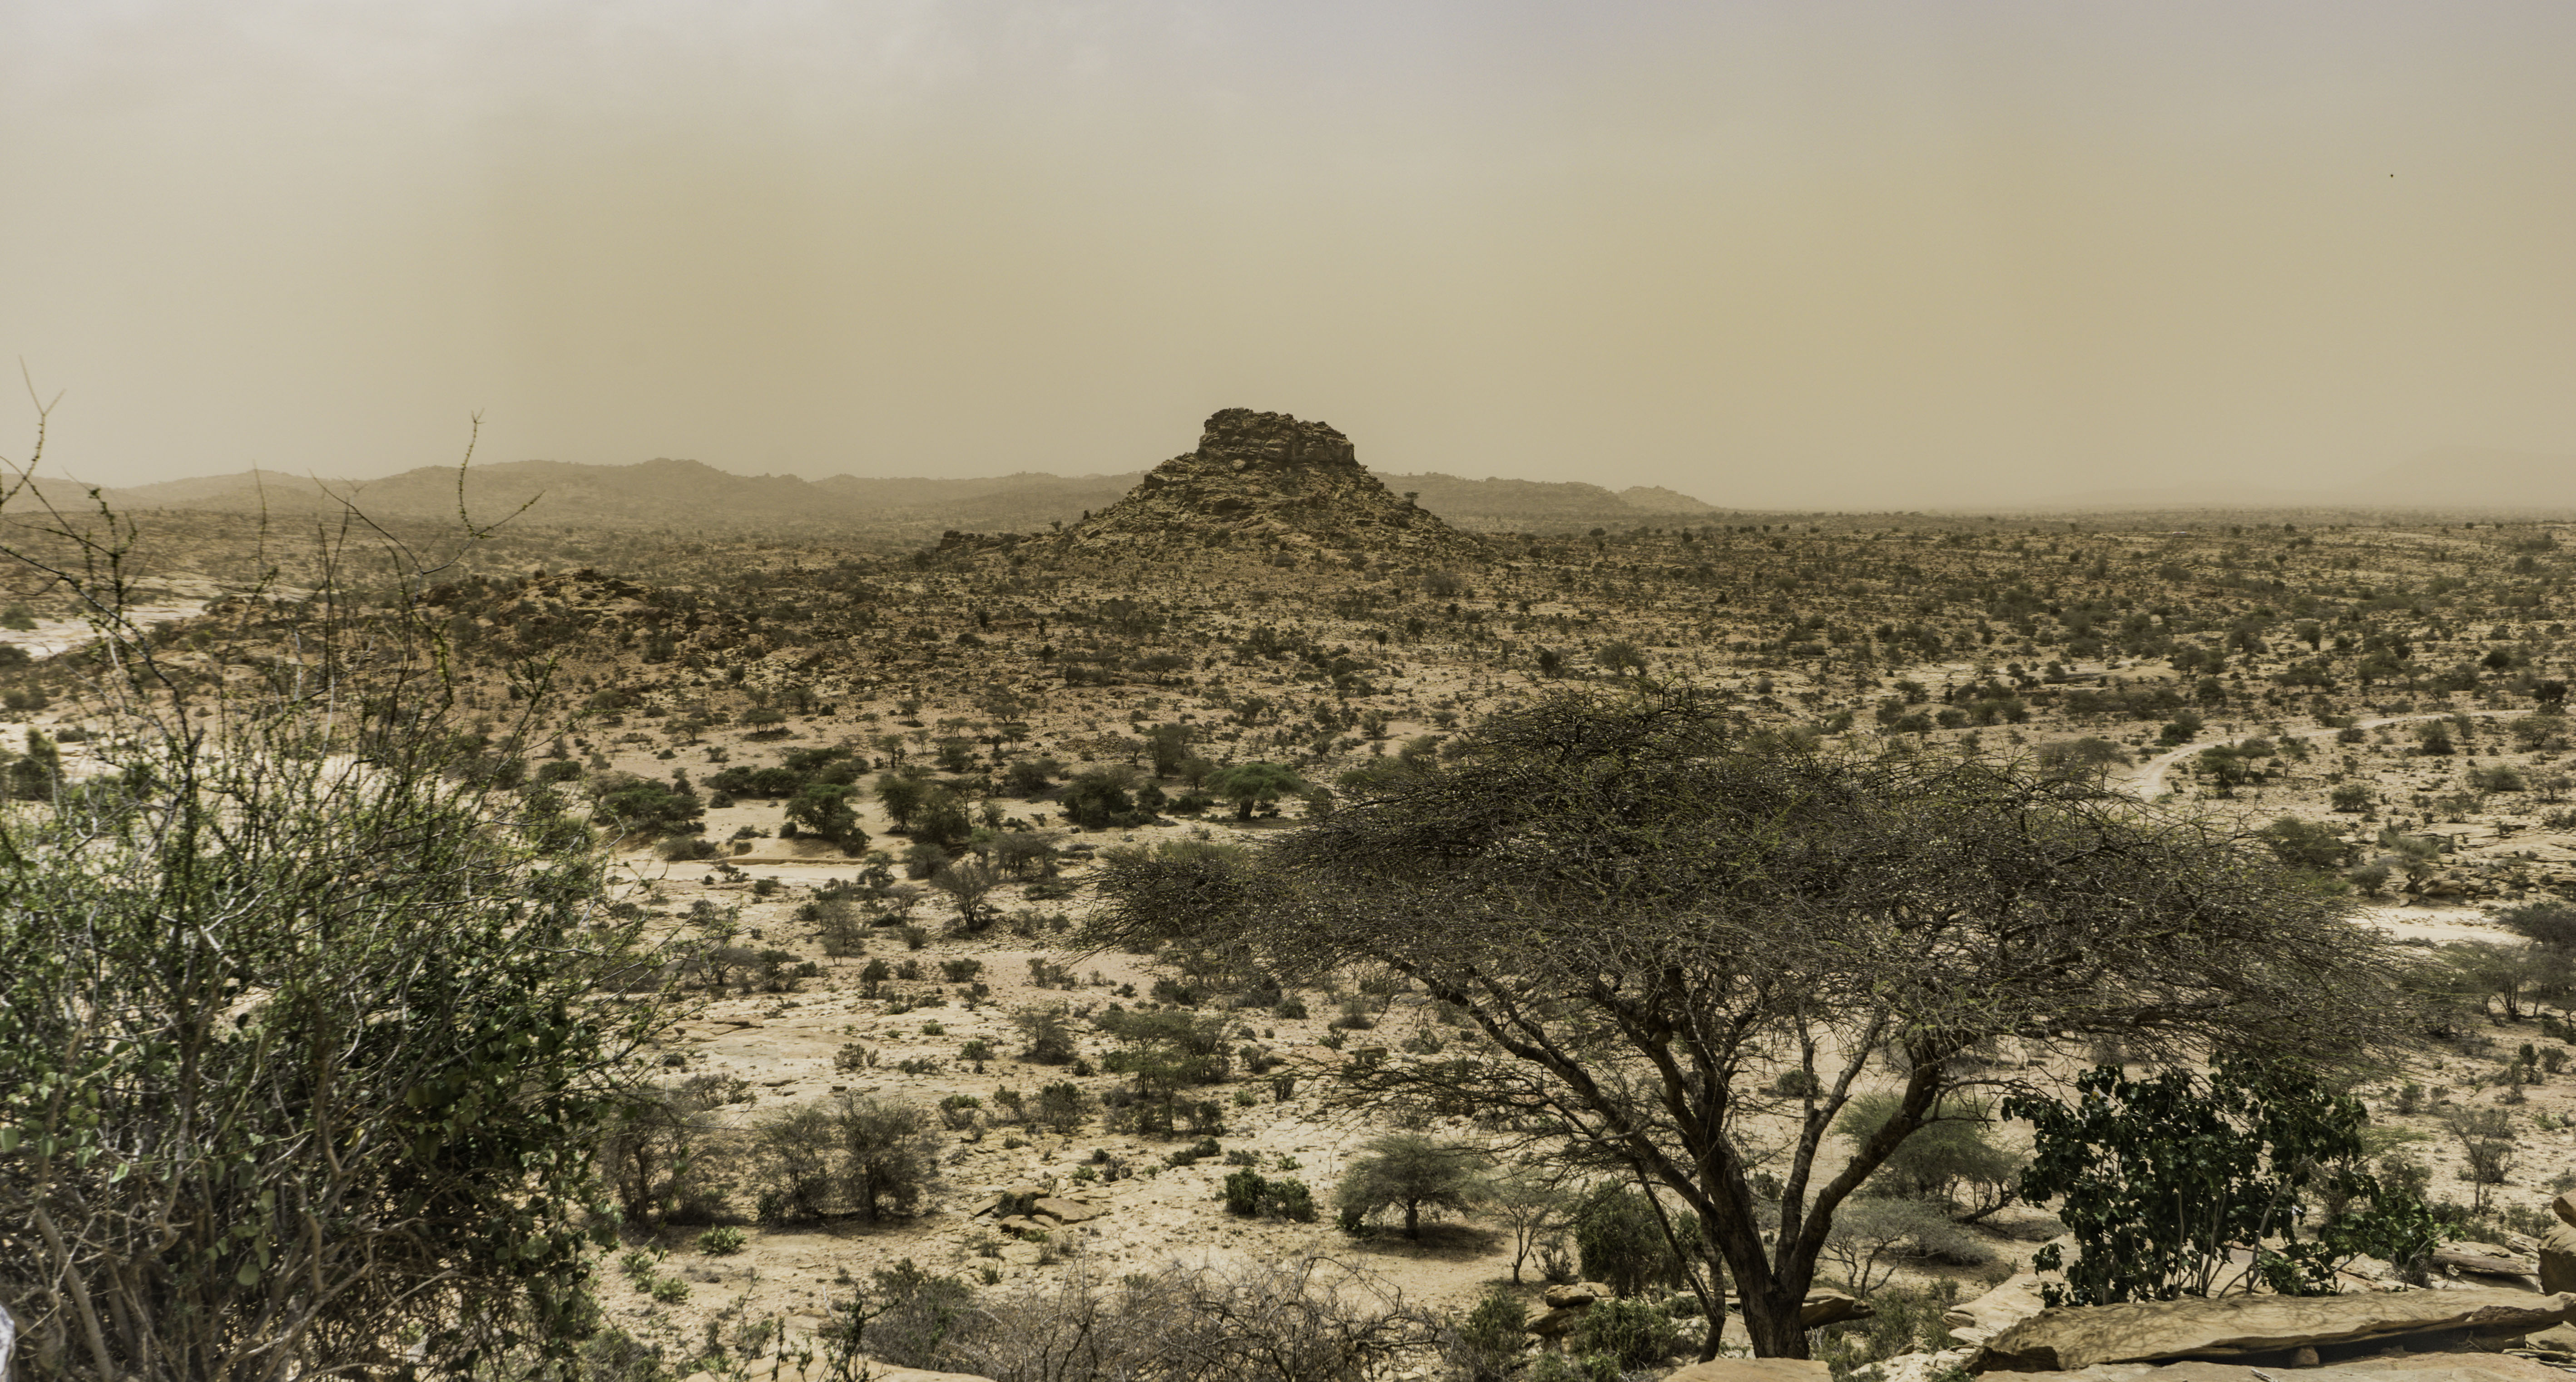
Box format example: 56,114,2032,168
2544,1194,2576,1295
1663,1359,1830,1382
1041,408,1488,563
1979,1288,2576,1373
1954,1354,2573,1382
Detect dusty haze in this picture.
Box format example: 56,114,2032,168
5,1,2572,509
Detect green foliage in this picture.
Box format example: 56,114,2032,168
931,858,1004,931
600,1077,735,1228
0,488,667,1377
1061,767,1146,828
786,781,871,851
1833,1092,2024,1218
1530,1349,1622,1382
1205,760,1307,821
1812,1280,1967,1382
1099,1008,1233,1135
1818,1195,1992,1294
876,770,934,828
1333,1134,1487,1238
1094,683,2416,1357
593,772,704,838
1449,1287,1531,1382
1221,1169,1320,1221
1014,1005,1082,1065
1570,1181,1698,1298
751,1095,941,1224
696,1226,747,1256
1005,756,1064,796
1573,1296,1681,1369
2499,902,2576,952
2258,816,2355,871
2006,1062,2438,1305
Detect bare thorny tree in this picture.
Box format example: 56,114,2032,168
1095,686,2427,1358
0,387,676,1380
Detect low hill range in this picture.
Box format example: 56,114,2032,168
32,433,1719,543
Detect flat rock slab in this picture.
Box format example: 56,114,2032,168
1985,1354,2575,1382
1031,1196,1105,1223
1949,1274,2056,1345
1981,1289,2576,1372
1528,1306,1590,1338
1721,1288,1878,1329
1666,1359,1831,1382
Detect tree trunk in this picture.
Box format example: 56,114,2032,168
1741,1284,1812,1358
1404,1201,1420,1238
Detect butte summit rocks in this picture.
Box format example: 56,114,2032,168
938,409,1487,564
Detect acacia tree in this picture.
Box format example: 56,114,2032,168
1205,761,1305,821
1333,1134,1487,1238
1093,686,2420,1358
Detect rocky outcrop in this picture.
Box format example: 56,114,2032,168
1946,1272,2056,1347
2541,1194,2576,1296
1978,1288,2576,1372
1664,1360,1830,1382
1916,1353,2574,1382
983,409,1487,564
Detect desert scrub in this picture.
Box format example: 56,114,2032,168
697,1225,748,1255
0,444,677,1380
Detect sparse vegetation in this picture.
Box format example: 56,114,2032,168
15,402,2576,1370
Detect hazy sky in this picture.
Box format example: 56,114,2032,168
5,1,2572,508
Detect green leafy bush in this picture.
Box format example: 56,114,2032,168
1221,1169,1321,1221
1573,1296,1681,1369
2007,1061,2438,1304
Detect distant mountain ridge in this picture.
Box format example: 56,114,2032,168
63,455,1723,537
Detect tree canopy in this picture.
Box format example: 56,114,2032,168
1093,685,2422,1357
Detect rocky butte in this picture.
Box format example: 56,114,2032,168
937,408,1489,564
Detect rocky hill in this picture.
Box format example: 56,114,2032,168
1035,408,1490,563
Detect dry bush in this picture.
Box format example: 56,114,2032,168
924,1258,1438,1382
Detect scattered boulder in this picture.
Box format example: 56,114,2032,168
1527,1307,1590,1339
1946,1272,2056,1346
1966,1356,2575,1382
1875,1348,1985,1382
1978,1288,2576,1372
2434,1244,2536,1282
1030,1196,1105,1224
2541,1196,2576,1296
1720,1288,1878,1330
1544,1282,1616,1308
1799,1287,1872,1328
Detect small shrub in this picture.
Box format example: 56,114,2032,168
1528,1351,1620,1382
1219,1170,1321,1221
1448,1286,1530,1382
1574,1296,1680,1369
696,1226,747,1256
